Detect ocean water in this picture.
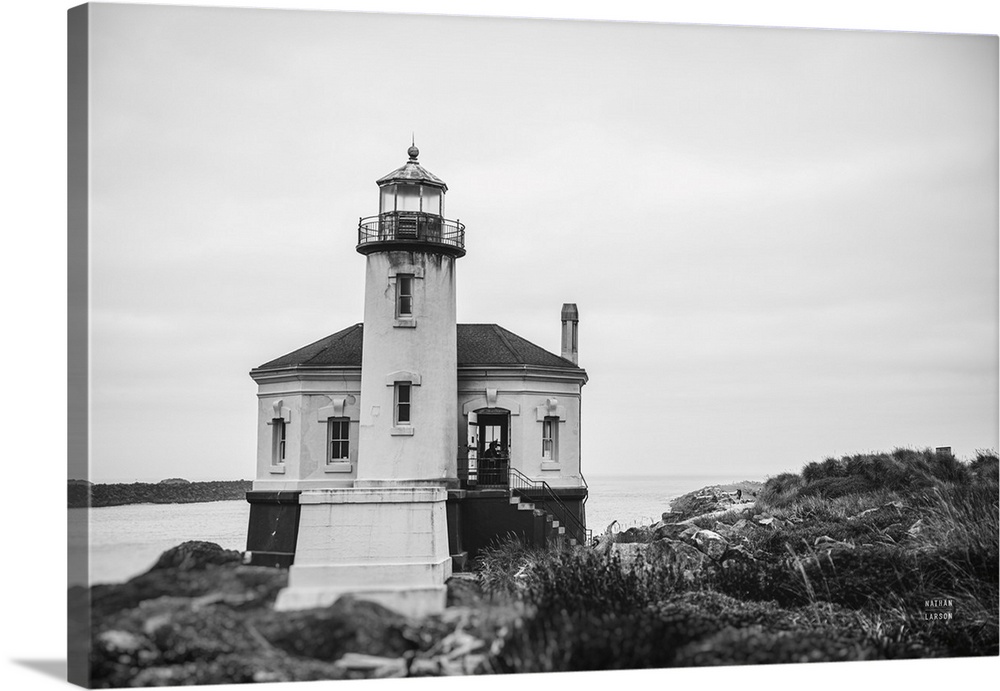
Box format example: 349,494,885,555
70,474,736,586
69,501,251,587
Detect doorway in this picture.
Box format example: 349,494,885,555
475,409,509,487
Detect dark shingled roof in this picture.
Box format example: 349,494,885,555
253,323,581,372
255,324,364,370
457,324,577,369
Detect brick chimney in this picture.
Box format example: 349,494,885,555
561,303,579,365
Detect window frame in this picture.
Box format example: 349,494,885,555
272,418,286,466
396,274,414,318
541,416,558,461
394,382,412,426
326,416,351,463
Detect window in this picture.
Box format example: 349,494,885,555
272,418,286,465
327,417,350,462
394,382,411,425
542,416,558,461
396,275,413,317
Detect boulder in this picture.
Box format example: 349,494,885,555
652,523,690,541
712,521,733,537
692,529,728,560
147,541,243,573
731,518,752,533
721,544,755,564
616,526,653,544
647,539,706,579
678,525,701,545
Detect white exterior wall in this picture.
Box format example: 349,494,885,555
252,374,362,491
358,250,458,482
457,373,586,489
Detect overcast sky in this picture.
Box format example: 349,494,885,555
87,3,998,482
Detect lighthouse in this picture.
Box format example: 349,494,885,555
249,145,592,612
272,145,465,615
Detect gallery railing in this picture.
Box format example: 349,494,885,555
357,213,465,252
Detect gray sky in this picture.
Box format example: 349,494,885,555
87,3,998,482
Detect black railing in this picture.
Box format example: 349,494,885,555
466,455,510,487
357,213,465,252
508,467,592,547
456,462,591,546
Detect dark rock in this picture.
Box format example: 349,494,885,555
256,596,412,663
148,541,242,572
731,518,753,533
722,544,755,563
616,526,653,544
159,477,192,484
713,521,733,537
652,523,690,541
677,525,701,546
647,539,707,579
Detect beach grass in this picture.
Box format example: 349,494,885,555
476,448,999,671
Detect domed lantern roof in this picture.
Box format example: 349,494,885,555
376,144,448,192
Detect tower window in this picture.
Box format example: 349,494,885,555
272,418,286,465
394,382,411,425
542,416,558,461
327,417,350,462
396,275,414,317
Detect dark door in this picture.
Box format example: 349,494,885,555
476,410,509,487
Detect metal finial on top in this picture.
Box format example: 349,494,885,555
407,135,419,160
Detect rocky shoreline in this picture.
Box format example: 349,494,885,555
601,481,763,574
68,479,252,508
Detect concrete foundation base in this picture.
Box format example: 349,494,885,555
274,583,447,618
274,485,452,618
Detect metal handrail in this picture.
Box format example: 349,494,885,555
508,467,592,546
357,213,465,251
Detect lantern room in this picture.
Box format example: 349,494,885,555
357,145,466,257
378,144,446,216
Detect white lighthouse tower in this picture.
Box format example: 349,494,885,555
355,144,463,484
274,145,465,615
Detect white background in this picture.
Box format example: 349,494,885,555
1,2,998,691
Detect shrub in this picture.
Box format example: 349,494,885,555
758,473,804,508
797,475,871,501
523,549,681,617
971,450,999,484
802,457,846,483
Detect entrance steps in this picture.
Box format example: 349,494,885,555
507,489,578,547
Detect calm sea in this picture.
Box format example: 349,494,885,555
70,473,736,586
